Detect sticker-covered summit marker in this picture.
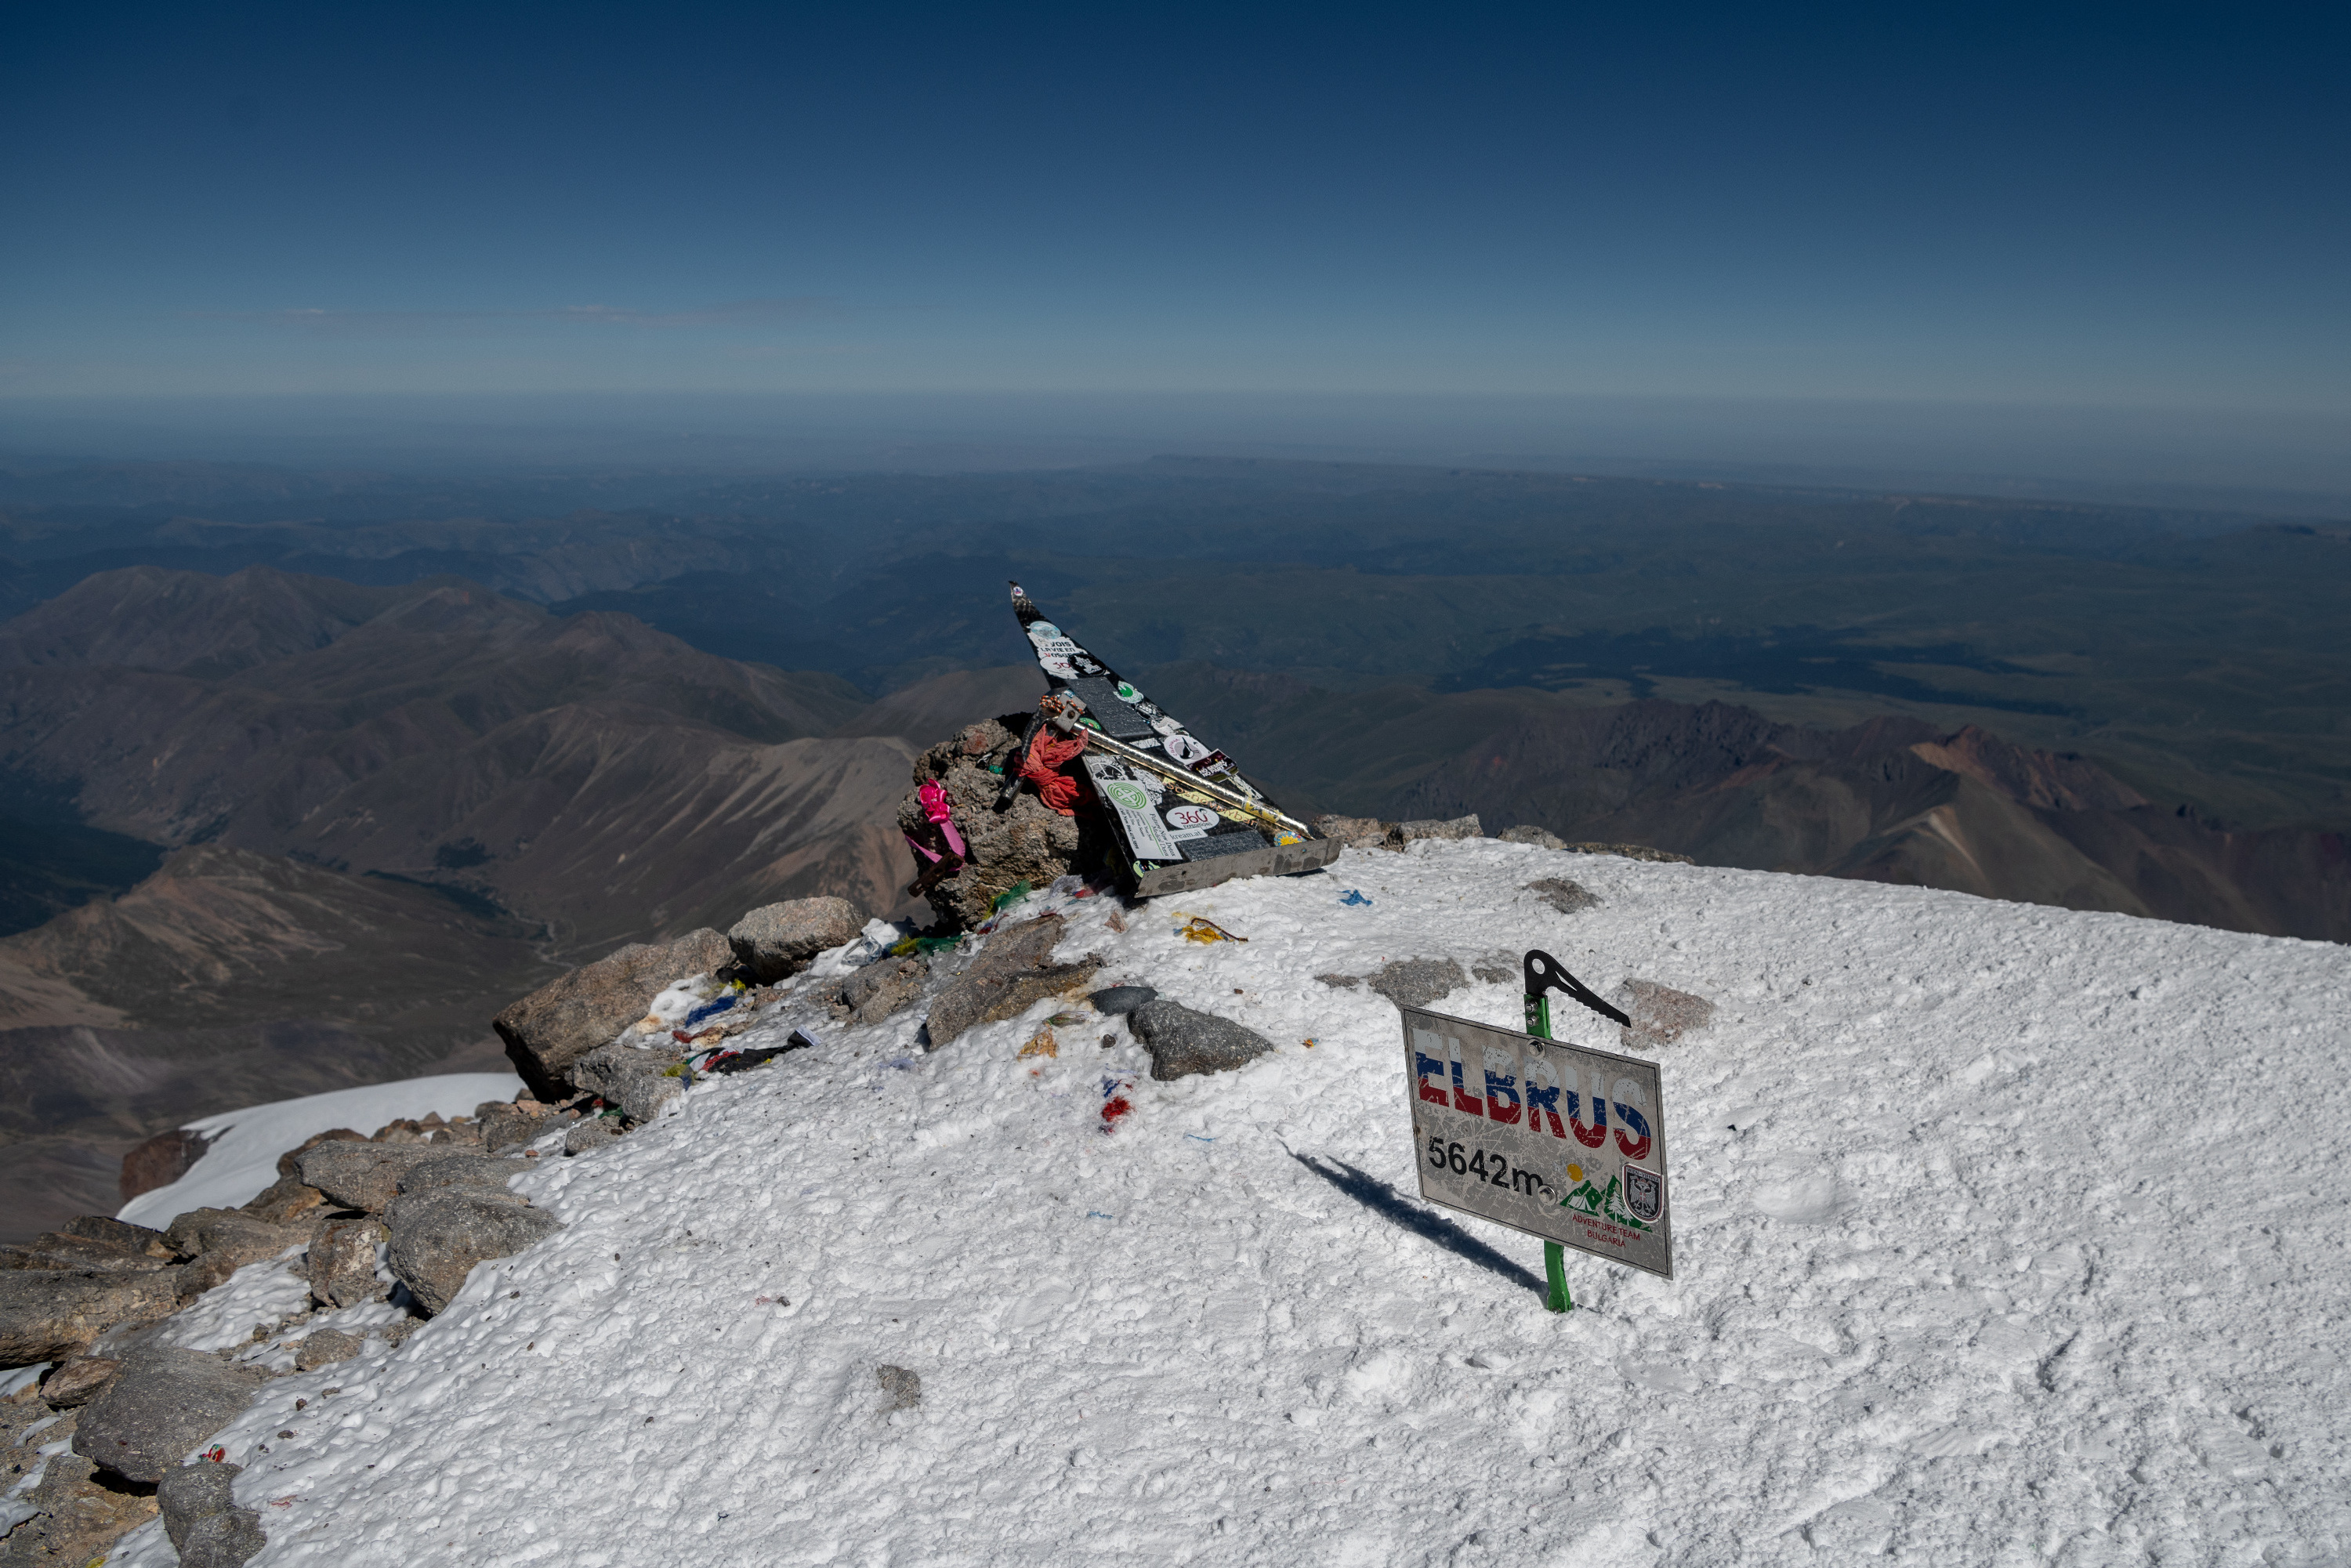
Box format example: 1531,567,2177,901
1008,582,1340,896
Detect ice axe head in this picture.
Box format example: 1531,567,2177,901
1523,948,1631,1034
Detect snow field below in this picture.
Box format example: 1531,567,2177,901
118,1072,524,1231
109,842,2350,1565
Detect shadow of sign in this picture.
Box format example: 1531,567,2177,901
1288,1150,1545,1295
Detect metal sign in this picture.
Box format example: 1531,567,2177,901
1401,1005,1673,1280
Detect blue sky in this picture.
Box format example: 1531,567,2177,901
3,4,2345,413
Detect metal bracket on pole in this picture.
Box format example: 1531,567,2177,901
1522,948,1631,1314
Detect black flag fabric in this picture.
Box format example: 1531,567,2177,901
1008,583,1339,896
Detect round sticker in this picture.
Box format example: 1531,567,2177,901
1164,733,1211,766
1164,803,1219,831
1039,654,1076,678
1027,622,1062,639
1114,682,1140,703
1103,781,1149,810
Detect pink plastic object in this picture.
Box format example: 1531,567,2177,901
918,780,968,856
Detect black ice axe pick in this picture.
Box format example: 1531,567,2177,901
1521,948,1629,1041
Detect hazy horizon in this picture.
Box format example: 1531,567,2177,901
2,390,2345,519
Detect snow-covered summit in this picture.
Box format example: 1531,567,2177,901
111,840,2350,1564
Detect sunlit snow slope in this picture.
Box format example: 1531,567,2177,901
114,841,2349,1565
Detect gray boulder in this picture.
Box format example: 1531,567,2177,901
1561,840,1695,864
923,915,1101,1051
159,1459,242,1550
1310,814,1392,849
179,1506,268,1567
1086,985,1157,1016
479,1099,558,1153
1618,979,1715,1048
570,1043,687,1123
841,952,931,1025
729,897,865,983
295,1143,449,1213
0,1267,184,1366
1500,823,1570,849
306,1217,387,1310
162,1209,304,1297
1525,876,1600,914
73,1345,267,1483
1128,1000,1275,1081
564,1116,622,1155
395,1154,533,1198
293,1327,363,1371
384,1188,563,1316
877,1364,922,1410
493,927,734,1101
1364,958,1469,1010
0,1231,176,1273
1388,814,1483,847
58,1215,174,1256
39,1353,120,1408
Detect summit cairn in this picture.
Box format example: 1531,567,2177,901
892,587,1341,930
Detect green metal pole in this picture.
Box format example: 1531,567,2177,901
1524,993,1574,1314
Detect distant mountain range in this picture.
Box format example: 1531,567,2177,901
0,566,1042,1237
0,503,2342,1241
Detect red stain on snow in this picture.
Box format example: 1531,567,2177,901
1100,1095,1133,1129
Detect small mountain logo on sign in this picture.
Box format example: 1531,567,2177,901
1623,1164,1664,1225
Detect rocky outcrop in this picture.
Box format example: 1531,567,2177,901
119,1127,214,1202
900,716,1099,930
0,1267,183,1365
38,1354,120,1407
1128,1000,1275,1081
163,1209,304,1296
922,915,1101,1050
1617,980,1714,1049
1524,876,1600,914
840,952,932,1026
307,1217,388,1309
494,927,734,1101
479,1099,560,1153
569,1044,689,1124
159,1460,247,1552
0,1231,176,1273
383,1187,563,1316
728,897,865,983
72,1345,267,1483
295,1142,452,1214
1364,958,1469,1011
293,1327,363,1371
1311,813,1485,851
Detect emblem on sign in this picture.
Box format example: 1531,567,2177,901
1164,802,1219,831
1103,781,1150,810
1622,1164,1664,1225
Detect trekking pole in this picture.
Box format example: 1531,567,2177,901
1080,729,1316,838
1522,948,1631,1314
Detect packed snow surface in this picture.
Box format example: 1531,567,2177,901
118,1073,522,1230
111,844,2349,1564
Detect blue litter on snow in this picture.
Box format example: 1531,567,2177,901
1339,889,1372,907
1086,1211,1115,1220
683,994,740,1027
1185,1133,1217,1143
